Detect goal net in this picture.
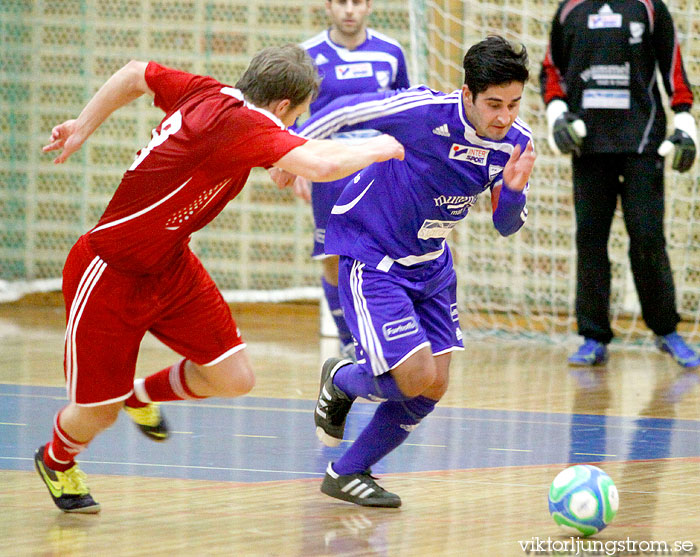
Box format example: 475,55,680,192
1,0,699,344
412,0,700,343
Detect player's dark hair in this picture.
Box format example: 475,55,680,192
236,44,321,108
463,35,529,97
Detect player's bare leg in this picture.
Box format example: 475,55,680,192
389,348,450,400
124,349,254,441
60,400,123,441
181,349,255,398
322,255,339,286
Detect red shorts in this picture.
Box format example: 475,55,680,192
62,235,243,406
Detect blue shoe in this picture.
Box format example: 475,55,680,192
568,339,608,366
655,333,700,368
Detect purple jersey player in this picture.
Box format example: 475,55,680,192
299,0,410,360
297,35,536,507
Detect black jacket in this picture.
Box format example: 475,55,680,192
540,0,693,154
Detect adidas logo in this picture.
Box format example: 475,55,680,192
316,387,330,418
432,124,449,137
341,477,376,498
315,53,329,65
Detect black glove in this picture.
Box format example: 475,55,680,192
663,130,696,173
658,112,697,173
552,113,585,156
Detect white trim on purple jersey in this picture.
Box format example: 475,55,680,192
297,87,533,272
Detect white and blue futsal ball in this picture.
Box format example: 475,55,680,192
548,464,619,537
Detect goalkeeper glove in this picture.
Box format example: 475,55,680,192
546,99,587,156
658,112,697,173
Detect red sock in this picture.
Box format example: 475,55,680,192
44,410,88,472
123,391,147,408
131,360,206,403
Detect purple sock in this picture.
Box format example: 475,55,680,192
333,396,437,475
322,277,353,346
334,363,410,401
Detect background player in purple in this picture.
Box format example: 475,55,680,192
296,35,536,507
34,45,404,514
540,0,700,368
299,0,410,360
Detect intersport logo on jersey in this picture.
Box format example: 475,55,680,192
449,143,488,165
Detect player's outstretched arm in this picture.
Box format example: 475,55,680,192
502,141,536,191
42,60,154,164
272,134,404,182
492,141,535,237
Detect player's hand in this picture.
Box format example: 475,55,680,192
503,140,536,192
268,167,296,188
267,168,311,202
42,119,84,164
368,134,405,162
292,175,311,203
545,99,586,156
658,112,697,173
552,113,586,156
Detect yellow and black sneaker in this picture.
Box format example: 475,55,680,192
34,445,100,514
124,403,169,441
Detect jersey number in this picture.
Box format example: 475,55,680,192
129,110,182,171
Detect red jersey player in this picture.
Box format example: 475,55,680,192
34,45,404,513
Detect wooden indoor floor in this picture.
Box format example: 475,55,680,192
0,299,698,556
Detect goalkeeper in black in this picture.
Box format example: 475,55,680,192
540,0,700,367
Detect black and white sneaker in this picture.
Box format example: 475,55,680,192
315,358,354,447
320,462,401,508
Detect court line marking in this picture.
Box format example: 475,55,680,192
0,393,65,401
2,391,698,433
0,456,325,477
339,439,446,448
0,422,26,426
2,379,700,424
4,456,700,496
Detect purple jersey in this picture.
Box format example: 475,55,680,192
297,87,533,272
301,29,410,116
300,29,410,257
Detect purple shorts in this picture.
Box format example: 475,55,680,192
338,252,464,376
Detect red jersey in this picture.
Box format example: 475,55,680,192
88,62,307,273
